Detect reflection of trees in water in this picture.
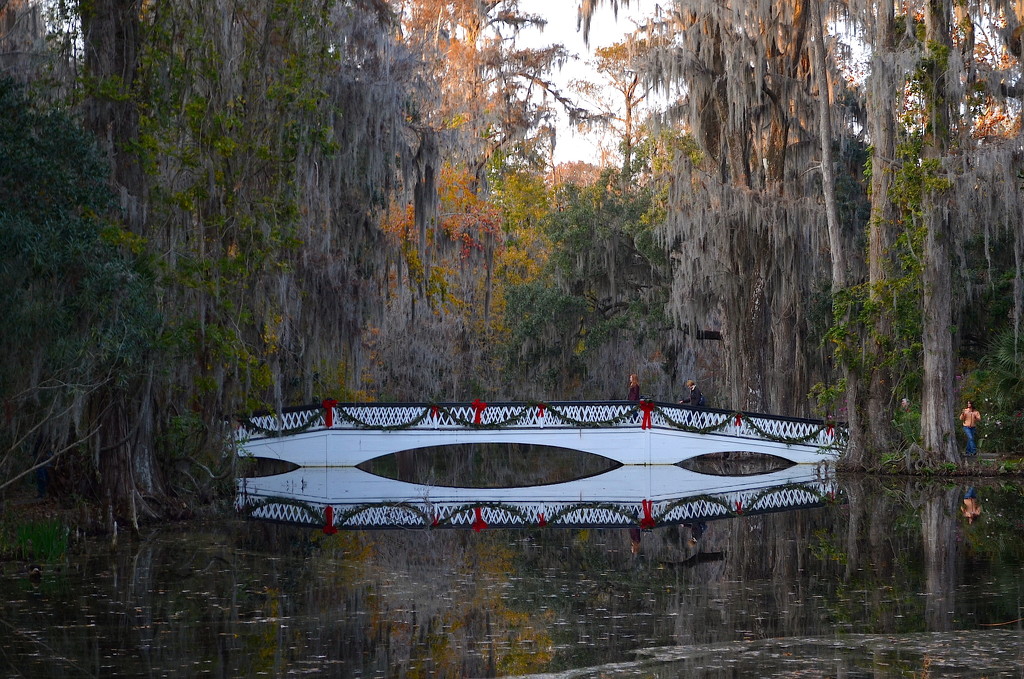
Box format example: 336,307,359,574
317,530,556,677
678,451,794,476
8,478,1024,676
830,478,966,634
362,443,619,487
920,485,962,632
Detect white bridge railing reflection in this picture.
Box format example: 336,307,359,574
237,400,845,466
236,464,839,531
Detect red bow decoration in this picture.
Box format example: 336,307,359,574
826,424,834,438
734,500,744,514
537,403,546,418
431,513,439,527
734,413,743,427
322,505,338,535
472,506,488,532
471,399,487,424
430,405,440,420
640,499,656,529
322,399,338,428
538,512,547,527
639,400,655,430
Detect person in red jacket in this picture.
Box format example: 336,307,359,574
627,373,641,401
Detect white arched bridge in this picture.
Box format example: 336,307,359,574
236,399,845,467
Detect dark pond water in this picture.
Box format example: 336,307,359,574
3,470,1024,677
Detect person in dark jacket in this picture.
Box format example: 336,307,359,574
680,380,704,407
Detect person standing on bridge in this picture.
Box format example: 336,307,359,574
959,400,982,457
680,380,705,407
627,373,641,401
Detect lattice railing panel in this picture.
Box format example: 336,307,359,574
237,480,840,530
238,400,844,449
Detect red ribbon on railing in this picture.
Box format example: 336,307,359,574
639,400,655,430
537,403,546,418
431,405,439,420
640,499,656,529
322,505,338,535
538,512,546,527
826,424,834,438
472,506,488,532
734,500,744,514
431,513,439,527
734,413,743,427
322,399,337,428
471,399,487,424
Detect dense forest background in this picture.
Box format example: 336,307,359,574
1,0,1022,525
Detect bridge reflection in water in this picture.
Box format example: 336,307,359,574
236,454,839,531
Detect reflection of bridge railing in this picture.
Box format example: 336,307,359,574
239,400,846,449
236,465,840,531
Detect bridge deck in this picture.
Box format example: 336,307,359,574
237,400,844,467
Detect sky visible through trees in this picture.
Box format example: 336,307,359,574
519,0,658,163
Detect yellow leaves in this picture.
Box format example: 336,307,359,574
261,313,283,355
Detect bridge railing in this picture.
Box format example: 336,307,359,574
239,481,840,530
238,400,846,449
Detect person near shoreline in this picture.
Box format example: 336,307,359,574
959,400,982,457
961,487,982,523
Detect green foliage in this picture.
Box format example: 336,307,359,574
893,406,922,447
0,77,157,448
809,378,847,418
502,161,670,394
133,0,339,416
502,283,589,392
962,330,1024,453
825,138,945,412
810,528,847,565
13,519,70,563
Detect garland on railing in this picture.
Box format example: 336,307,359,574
659,483,842,520
240,408,323,437
334,400,639,430
239,399,845,447
649,403,843,446
336,501,430,525
240,496,327,524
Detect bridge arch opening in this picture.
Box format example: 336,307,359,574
678,451,795,476
239,457,301,478
357,442,621,488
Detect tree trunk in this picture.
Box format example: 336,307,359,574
811,0,845,291
80,0,146,232
864,0,899,458
921,205,958,461
80,0,163,519
920,0,959,463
